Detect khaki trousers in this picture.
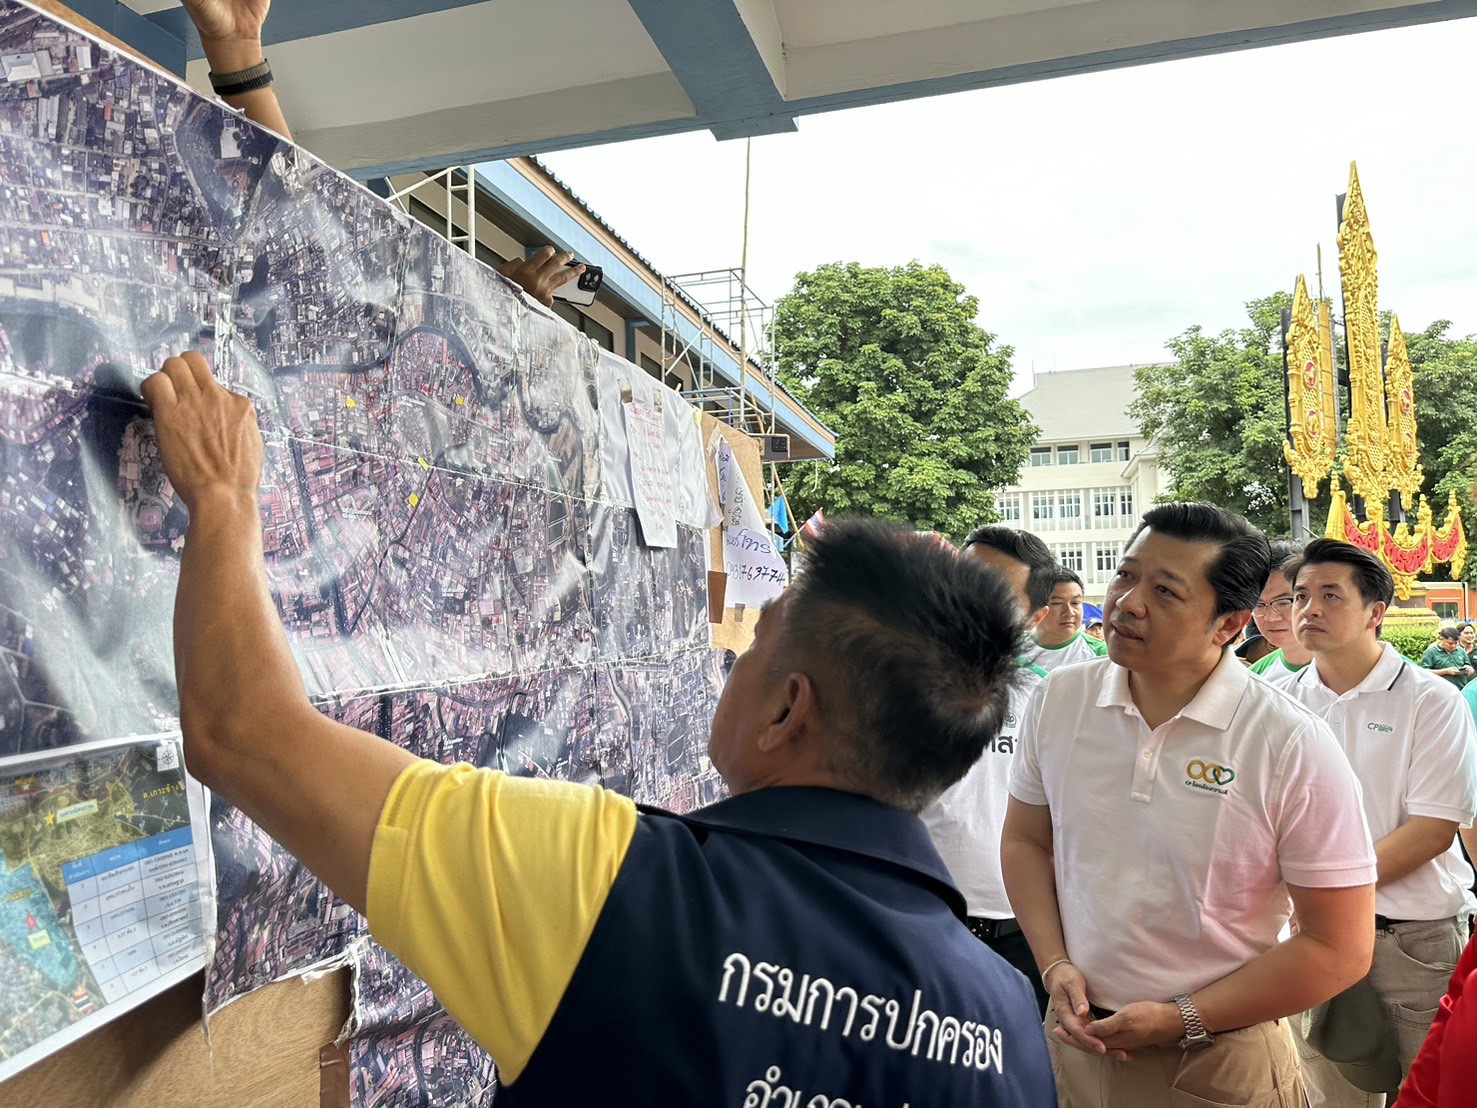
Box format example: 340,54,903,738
1294,917,1466,1108
1046,1010,1303,1108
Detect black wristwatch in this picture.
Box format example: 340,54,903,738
1173,993,1214,1051
209,59,273,97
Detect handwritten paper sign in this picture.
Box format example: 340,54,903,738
623,380,678,548
715,440,789,607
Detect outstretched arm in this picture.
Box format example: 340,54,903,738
142,353,415,912
181,0,292,139
181,4,594,310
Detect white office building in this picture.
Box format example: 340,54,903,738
998,365,1172,604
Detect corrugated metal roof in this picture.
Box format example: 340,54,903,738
519,157,833,446
523,156,743,356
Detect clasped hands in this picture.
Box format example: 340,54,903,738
1044,961,1186,1061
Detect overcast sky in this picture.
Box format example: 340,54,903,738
541,17,1477,389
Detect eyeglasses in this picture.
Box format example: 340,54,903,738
1252,597,1295,616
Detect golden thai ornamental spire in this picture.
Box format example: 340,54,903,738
1282,275,1337,497
1382,315,1424,510
1285,162,1465,599
1337,164,1391,509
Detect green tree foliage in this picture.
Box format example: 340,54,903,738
1130,292,1309,537
772,261,1036,538
1403,321,1477,584
1131,297,1477,558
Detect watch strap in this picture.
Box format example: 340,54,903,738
209,59,273,97
1173,992,1213,1050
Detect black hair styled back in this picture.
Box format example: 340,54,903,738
962,524,1057,612
1128,503,1271,617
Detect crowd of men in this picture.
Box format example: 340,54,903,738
133,3,1477,1106
927,519,1476,1107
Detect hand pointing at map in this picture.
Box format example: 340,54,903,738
139,353,263,514
137,344,418,920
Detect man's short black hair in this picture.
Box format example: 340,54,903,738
1128,503,1271,617
1285,537,1395,607
779,517,1023,813
1267,539,1305,584
962,524,1056,612
1440,626,1461,642
1052,567,1084,592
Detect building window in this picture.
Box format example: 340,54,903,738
998,493,1022,523
1090,442,1113,464
1119,490,1135,520
1030,492,1055,530
1056,545,1084,572
552,301,583,330
581,315,615,352
1117,441,1131,461
406,196,508,268
1092,489,1116,527
1029,447,1053,468
1058,491,1082,525
1095,544,1118,576
550,303,615,351
1057,445,1079,466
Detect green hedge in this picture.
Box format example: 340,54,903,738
1383,623,1440,663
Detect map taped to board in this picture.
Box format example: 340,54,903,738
0,1,727,1098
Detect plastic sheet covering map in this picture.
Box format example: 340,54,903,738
0,3,724,1100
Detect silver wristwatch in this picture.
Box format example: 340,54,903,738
1173,993,1214,1051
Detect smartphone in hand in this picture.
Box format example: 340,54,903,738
553,263,603,307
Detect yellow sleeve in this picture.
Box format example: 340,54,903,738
365,760,638,1082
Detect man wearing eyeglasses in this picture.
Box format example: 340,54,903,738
1247,540,1313,686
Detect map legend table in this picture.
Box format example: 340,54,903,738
63,828,205,1004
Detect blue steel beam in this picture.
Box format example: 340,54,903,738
56,0,490,73
61,0,187,74
471,161,833,459
145,0,490,62
779,0,1477,120
623,0,795,139
344,0,1477,178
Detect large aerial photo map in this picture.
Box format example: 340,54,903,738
0,2,726,1100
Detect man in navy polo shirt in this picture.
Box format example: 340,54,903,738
142,352,1057,1106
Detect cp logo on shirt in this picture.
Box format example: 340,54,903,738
1186,760,1235,787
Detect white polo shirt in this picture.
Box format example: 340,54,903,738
1009,650,1376,1011
923,659,1048,919
1283,642,1477,921
1027,631,1106,674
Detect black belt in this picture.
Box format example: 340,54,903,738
1375,915,1417,931
966,915,1021,942
1088,1004,1116,1022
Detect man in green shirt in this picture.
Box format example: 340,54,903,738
1026,568,1109,673
1248,541,1313,685
1421,627,1474,689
